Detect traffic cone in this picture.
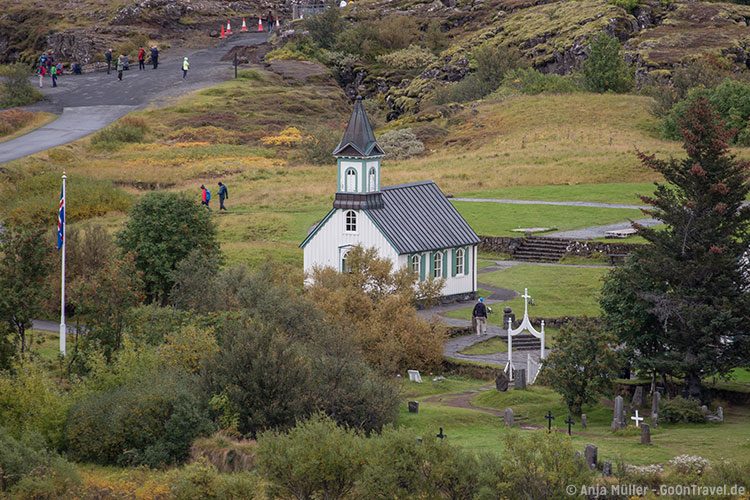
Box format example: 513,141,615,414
257,16,264,32
220,25,226,39
226,20,233,35
275,18,280,28
241,18,248,32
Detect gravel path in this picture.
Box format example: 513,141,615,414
451,197,648,210
547,217,660,239
0,32,268,163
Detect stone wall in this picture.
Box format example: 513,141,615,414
478,236,522,254
479,235,640,258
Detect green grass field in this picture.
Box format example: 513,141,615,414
447,264,609,321
459,337,508,355
397,378,750,465
457,182,653,205
452,201,643,236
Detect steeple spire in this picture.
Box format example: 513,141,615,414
332,96,384,158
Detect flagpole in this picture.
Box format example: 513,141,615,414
59,173,66,357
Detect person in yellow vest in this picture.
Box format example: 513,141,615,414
182,56,189,79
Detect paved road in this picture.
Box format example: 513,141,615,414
0,32,268,164
548,217,660,239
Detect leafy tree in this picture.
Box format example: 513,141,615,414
602,98,750,399
307,246,446,373
538,318,621,415
582,33,633,93
201,322,314,438
0,63,42,108
0,223,51,361
117,192,219,304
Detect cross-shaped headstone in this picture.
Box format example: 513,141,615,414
565,415,575,435
545,411,555,432
631,409,643,428
436,427,446,440
522,288,532,316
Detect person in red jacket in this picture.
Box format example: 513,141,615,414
200,184,211,210
137,47,146,71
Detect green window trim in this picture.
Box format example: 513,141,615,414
464,246,470,274
442,250,447,279
419,253,426,281
450,248,456,278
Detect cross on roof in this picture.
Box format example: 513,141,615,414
631,410,644,428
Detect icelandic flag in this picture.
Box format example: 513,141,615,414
56,186,65,250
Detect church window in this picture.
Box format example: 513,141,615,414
433,251,443,278
341,250,352,273
368,167,376,191
345,168,357,192
345,210,357,233
411,254,420,275
455,248,465,275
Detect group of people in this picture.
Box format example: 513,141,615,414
104,46,173,81
36,51,64,88
200,182,229,211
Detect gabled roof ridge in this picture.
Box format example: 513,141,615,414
380,180,435,191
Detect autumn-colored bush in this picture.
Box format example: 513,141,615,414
0,108,35,136
260,126,305,146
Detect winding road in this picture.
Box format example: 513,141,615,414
0,32,268,164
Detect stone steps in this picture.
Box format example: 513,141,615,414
511,236,572,263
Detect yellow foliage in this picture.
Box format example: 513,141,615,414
260,127,305,147
159,325,219,374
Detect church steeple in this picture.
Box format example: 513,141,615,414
333,97,384,196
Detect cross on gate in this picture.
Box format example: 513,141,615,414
436,427,447,440
631,410,644,428
545,411,555,432
565,415,575,435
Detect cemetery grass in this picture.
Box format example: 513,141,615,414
445,264,608,320
459,337,508,355
399,381,750,465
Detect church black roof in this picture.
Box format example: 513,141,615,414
365,181,480,254
332,97,385,158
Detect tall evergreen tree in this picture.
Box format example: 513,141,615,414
602,97,750,399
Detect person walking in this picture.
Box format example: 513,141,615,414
201,184,211,210
105,48,113,74
182,56,189,79
150,46,159,69
137,47,146,70
37,64,46,88
267,10,274,32
50,63,58,87
472,297,489,336
116,54,125,81
217,182,228,211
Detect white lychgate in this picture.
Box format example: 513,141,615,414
504,288,545,382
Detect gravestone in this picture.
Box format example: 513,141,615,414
408,370,423,383
651,390,661,415
495,371,509,392
584,444,597,470
504,408,514,427
602,461,612,477
700,405,709,416
651,412,658,428
503,307,516,328
631,386,644,407
717,406,724,422
581,414,587,429
640,423,651,445
611,395,624,430
408,401,419,414
515,369,527,390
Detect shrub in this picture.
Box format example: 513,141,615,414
298,126,341,165
258,414,364,499
663,79,750,144
377,45,436,72
610,0,641,13
436,43,528,103
9,456,81,499
582,33,633,93
90,116,149,149
659,396,706,423
0,64,42,108
501,68,582,95
304,6,344,50
65,372,213,467
169,459,262,500
668,455,710,476
260,126,305,146
377,128,425,159
0,108,35,136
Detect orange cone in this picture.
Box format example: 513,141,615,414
220,25,226,39
241,18,248,32
257,16,264,32
226,20,233,35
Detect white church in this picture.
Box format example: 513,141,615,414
300,97,480,301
